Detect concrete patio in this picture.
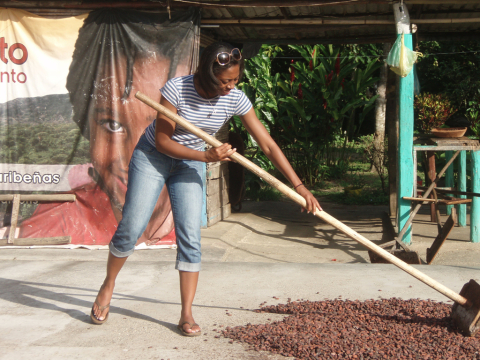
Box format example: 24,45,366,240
0,200,479,360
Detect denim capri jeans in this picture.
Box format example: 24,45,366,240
109,134,204,272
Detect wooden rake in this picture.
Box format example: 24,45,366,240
135,91,480,336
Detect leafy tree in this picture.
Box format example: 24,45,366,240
0,123,90,165
416,41,480,112
235,44,381,186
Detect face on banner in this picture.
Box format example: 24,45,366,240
88,55,172,219
1,8,200,245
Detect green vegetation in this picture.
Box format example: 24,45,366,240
0,123,90,165
233,44,382,189
416,40,480,114
238,40,479,206
413,40,480,191
234,44,386,205
243,135,388,206
414,93,456,133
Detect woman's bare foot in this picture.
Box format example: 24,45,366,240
178,316,201,336
92,281,114,321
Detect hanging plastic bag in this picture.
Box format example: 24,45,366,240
386,34,422,77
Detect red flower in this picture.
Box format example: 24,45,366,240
326,70,334,86
309,60,313,71
290,59,295,84
298,83,303,99
335,53,341,75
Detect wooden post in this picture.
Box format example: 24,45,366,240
427,151,437,222
395,4,414,245
373,42,390,160
445,150,454,215
387,64,399,217
7,194,20,244
471,150,480,243
457,151,467,227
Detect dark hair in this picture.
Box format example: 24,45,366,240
66,8,199,138
194,42,245,96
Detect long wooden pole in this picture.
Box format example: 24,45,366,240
0,194,76,202
0,0,391,9
201,18,480,26
471,151,480,243
428,188,480,198
136,91,469,305
1,0,478,9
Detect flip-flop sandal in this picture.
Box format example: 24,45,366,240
90,301,110,325
177,321,201,337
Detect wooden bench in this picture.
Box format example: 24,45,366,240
0,194,75,246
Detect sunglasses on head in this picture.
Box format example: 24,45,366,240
216,48,242,66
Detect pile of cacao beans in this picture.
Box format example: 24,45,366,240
221,298,480,359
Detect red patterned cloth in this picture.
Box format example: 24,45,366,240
19,182,175,246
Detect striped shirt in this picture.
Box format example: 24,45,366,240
144,74,252,151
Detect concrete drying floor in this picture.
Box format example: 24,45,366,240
0,200,479,360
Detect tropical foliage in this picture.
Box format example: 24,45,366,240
234,44,381,186
466,89,480,137
416,40,480,125
414,93,456,133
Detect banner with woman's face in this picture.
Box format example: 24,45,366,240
0,8,200,246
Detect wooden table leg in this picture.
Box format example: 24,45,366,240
427,207,457,264
7,194,20,244
427,151,437,222
433,189,442,233
445,151,454,216
458,151,467,227
471,150,480,243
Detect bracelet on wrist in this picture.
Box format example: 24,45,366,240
294,183,304,191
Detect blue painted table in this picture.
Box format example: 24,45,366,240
413,136,480,243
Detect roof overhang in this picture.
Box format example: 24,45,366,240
1,0,479,45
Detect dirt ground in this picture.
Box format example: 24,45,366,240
219,198,480,268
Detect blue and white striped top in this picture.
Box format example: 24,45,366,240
144,74,252,151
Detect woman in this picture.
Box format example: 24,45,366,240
91,42,322,336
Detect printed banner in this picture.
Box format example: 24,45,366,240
0,8,200,245
0,164,84,191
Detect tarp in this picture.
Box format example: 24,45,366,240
0,7,200,246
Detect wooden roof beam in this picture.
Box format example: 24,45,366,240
152,0,387,8
417,30,480,41
0,0,389,9
233,30,480,45
406,0,478,4
0,1,167,8
237,34,397,45
202,17,480,26
1,0,478,9
172,0,480,7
